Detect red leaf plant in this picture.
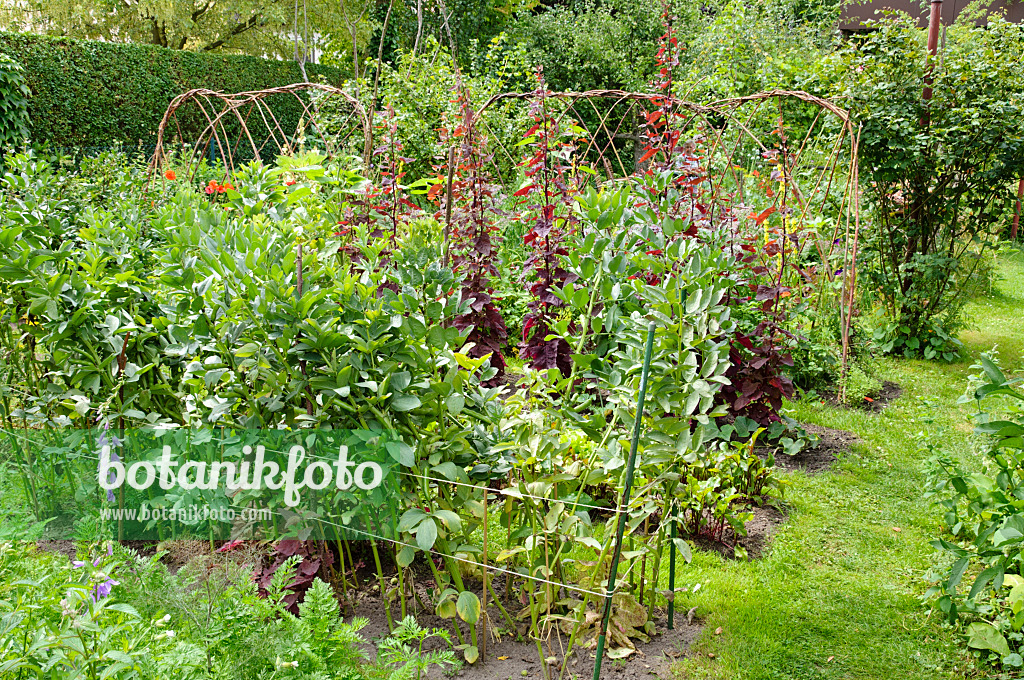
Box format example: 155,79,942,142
516,68,584,377
437,75,508,380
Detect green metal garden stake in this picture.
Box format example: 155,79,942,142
668,283,687,631
668,507,676,630
593,321,656,680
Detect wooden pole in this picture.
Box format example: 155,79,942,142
922,0,943,104
1012,177,1023,241
442,146,456,268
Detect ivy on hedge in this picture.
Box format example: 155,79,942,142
0,32,345,150
0,52,29,148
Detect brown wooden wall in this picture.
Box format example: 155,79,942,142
839,0,1024,30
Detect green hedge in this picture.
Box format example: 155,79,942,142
0,32,345,150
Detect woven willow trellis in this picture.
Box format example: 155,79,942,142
148,84,860,375
470,88,862,373
149,83,372,179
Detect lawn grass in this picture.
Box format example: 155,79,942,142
671,249,1024,680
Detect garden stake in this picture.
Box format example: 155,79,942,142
639,516,649,605
593,321,656,680
442,146,455,268
668,507,676,630
481,488,489,663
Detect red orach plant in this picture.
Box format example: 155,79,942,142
439,78,508,380
517,69,582,376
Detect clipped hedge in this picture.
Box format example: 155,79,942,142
0,32,345,150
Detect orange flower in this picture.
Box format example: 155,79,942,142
164,169,177,181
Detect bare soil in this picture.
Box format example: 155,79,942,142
770,423,859,474
864,380,903,411
36,539,77,560
348,586,701,680
691,504,787,561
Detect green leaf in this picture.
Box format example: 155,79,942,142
445,393,465,415
397,509,427,533
948,557,970,590
427,325,447,348
416,519,438,551
432,509,463,532
396,545,416,568
104,603,139,618
672,538,693,564
386,441,415,467
970,566,1002,600
235,342,261,358
967,622,1010,657
432,461,462,481
463,645,479,664
391,395,421,412
104,651,134,664
456,591,481,624
980,354,1007,386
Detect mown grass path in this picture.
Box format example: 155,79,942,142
673,251,1024,680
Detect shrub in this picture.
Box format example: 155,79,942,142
0,31,345,150
820,16,1024,359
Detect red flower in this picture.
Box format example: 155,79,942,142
645,249,663,256
204,181,218,195
164,170,176,181
285,180,296,186
219,181,234,193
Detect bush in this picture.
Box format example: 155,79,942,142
0,31,345,150
820,16,1024,359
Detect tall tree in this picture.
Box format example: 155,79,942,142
0,0,364,58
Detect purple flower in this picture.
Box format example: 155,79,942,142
93,578,120,601
72,553,118,602
97,431,122,449
72,556,101,569
104,448,120,503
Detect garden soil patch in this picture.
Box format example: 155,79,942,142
770,423,859,474
692,504,787,561
36,539,77,560
737,504,787,559
349,587,700,679
865,380,903,411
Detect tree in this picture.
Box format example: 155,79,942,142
511,0,668,92
0,0,363,58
